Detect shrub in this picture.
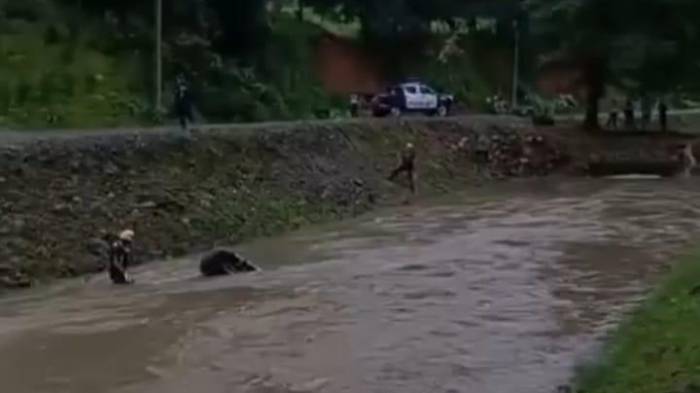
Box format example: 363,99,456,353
14,81,32,105
43,24,60,45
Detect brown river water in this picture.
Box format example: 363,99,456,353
2,178,700,393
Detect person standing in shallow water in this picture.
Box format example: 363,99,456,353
108,230,135,285
388,142,417,195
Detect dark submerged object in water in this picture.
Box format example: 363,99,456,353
200,249,260,277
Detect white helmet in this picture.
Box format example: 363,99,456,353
119,229,135,242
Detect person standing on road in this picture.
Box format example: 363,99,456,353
606,99,620,129
388,142,417,195
350,94,360,117
174,74,194,132
624,98,636,129
640,94,652,130
659,99,668,132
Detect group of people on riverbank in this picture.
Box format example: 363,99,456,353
606,96,669,131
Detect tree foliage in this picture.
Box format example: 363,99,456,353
303,0,520,38
6,0,700,127
528,0,700,128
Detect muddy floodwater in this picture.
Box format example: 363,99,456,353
2,178,700,393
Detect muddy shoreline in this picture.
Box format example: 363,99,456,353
0,117,694,289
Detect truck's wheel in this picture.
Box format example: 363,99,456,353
390,107,402,117
437,105,449,117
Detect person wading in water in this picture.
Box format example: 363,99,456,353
108,230,135,285
388,142,417,195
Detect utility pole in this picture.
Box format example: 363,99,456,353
511,19,520,110
155,0,163,113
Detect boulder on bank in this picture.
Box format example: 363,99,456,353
199,249,260,277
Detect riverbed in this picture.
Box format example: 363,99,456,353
1,178,699,393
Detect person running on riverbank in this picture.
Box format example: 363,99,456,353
388,142,417,194
108,230,135,285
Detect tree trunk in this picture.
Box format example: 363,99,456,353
296,0,304,21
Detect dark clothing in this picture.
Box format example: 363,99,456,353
607,101,620,129
624,100,635,129
640,97,652,130
108,240,133,285
659,102,668,132
606,111,619,129
388,148,416,194
174,83,194,129
177,108,194,130
399,148,416,169
350,95,360,117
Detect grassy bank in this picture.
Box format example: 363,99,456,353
575,251,700,393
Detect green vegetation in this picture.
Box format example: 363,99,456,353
0,0,519,129
575,251,700,393
0,1,149,128
5,0,699,129
528,0,700,128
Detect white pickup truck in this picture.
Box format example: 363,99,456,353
369,81,455,117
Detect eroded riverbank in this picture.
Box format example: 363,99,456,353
1,117,695,288
1,178,699,393
1,117,564,288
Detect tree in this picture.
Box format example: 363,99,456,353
304,0,521,39
528,0,700,129
185,0,269,56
